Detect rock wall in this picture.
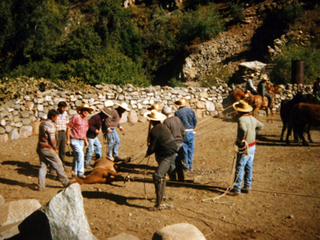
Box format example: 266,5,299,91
0,83,314,143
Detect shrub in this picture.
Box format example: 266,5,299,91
280,2,304,25
201,63,232,87
229,3,245,22
270,44,320,85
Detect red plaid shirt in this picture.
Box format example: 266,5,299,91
67,113,89,140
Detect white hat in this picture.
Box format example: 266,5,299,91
117,102,130,111
144,110,167,121
104,100,114,108
162,106,172,115
232,100,253,113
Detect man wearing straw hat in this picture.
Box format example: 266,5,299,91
103,101,130,160
84,106,111,169
67,104,93,179
174,98,197,172
231,100,264,196
257,74,273,108
145,110,178,210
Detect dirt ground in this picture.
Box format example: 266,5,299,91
0,112,320,240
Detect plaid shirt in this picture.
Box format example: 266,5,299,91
67,113,89,140
56,111,69,131
38,120,57,150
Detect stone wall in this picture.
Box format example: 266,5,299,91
0,83,314,143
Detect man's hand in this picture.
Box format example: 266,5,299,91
107,128,111,133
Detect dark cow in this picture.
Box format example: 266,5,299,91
280,93,314,141
286,102,320,146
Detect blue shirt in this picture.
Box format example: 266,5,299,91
175,107,197,130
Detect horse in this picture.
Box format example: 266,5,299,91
280,92,315,142
245,94,274,122
71,157,123,185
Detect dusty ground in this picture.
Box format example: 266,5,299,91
0,112,320,240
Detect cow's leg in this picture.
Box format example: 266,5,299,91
286,121,293,145
306,125,313,143
280,121,287,141
298,123,309,146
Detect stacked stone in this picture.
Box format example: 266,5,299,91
0,83,314,143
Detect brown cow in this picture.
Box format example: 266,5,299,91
71,157,123,185
286,103,320,146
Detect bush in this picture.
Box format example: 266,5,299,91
201,63,232,87
270,44,320,85
280,2,304,25
229,3,245,22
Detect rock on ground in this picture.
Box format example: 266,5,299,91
153,223,206,240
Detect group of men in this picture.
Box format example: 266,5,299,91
145,98,197,210
37,101,129,190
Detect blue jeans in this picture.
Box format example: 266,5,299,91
85,137,101,165
233,145,256,193
183,131,195,170
70,138,85,176
107,129,120,157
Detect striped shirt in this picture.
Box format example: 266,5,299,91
56,111,69,131
38,120,57,150
67,113,89,140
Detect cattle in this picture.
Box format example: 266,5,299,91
71,157,123,185
280,93,315,141
286,102,320,146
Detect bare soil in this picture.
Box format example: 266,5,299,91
0,113,320,240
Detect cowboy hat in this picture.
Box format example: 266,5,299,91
116,102,130,111
175,98,188,107
76,104,94,113
147,103,161,111
232,100,253,113
162,106,172,115
101,106,112,117
104,100,114,108
144,110,167,121
260,74,269,81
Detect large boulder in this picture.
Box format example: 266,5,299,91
11,184,96,240
153,223,206,240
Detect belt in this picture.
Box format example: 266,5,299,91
185,129,193,131
248,140,257,147
58,130,66,132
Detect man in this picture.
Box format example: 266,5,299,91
103,101,129,160
66,104,93,179
257,74,273,109
84,106,110,169
162,106,185,182
37,109,74,191
55,101,69,170
245,73,257,95
174,98,197,172
145,110,177,210
313,76,320,103
231,100,264,196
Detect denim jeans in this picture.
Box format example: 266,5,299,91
70,138,85,176
183,131,195,170
107,129,120,157
233,145,256,193
85,137,101,165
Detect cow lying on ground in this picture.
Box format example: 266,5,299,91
71,157,124,185
286,102,320,146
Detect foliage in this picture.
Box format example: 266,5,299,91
279,2,304,25
168,78,184,87
201,63,232,87
270,43,320,85
229,3,245,22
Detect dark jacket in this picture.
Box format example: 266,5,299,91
163,115,185,145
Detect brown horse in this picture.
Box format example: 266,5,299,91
245,94,274,122
229,88,246,102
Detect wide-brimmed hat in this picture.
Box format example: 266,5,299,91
260,74,269,81
76,104,94,113
147,103,161,111
101,106,112,117
162,106,172,115
232,100,253,113
144,110,167,121
104,100,114,108
175,98,187,107
117,102,130,111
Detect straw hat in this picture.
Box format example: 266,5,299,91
250,73,255,78
144,110,167,121
76,104,94,113
162,106,172,115
104,100,114,108
147,103,161,111
117,102,130,111
261,74,269,81
232,100,253,113
175,98,187,107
